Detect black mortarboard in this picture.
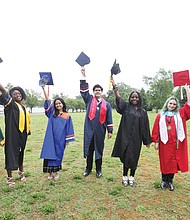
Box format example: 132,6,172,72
0,58,3,63
111,59,121,76
39,72,54,87
75,52,90,67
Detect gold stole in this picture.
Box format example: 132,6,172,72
15,102,30,134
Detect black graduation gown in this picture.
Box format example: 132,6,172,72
80,80,113,160
0,95,30,170
111,98,152,169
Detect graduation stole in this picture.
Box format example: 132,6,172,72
15,102,30,134
88,97,107,124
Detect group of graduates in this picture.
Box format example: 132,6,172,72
0,68,190,191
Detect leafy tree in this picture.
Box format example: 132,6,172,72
105,83,138,109
5,83,14,91
173,87,187,106
52,93,68,100
24,89,41,113
103,90,116,109
143,68,173,112
65,98,76,112
74,99,85,112
140,88,152,111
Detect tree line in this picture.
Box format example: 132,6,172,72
5,69,187,113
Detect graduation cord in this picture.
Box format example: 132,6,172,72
166,116,172,124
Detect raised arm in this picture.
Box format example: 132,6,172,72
42,86,49,101
184,84,190,104
81,67,86,78
110,76,120,100
0,83,8,98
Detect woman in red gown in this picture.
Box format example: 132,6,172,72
152,84,190,191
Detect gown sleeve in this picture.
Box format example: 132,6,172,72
142,110,152,145
116,98,127,115
65,116,75,143
44,100,54,118
106,102,113,133
80,80,91,105
152,114,160,143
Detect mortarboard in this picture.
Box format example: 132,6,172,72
39,72,54,87
0,58,3,63
111,59,121,76
172,70,190,87
75,52,90,67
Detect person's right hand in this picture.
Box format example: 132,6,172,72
81,68,85,76
154,143,159,150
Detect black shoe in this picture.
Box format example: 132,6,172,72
160,181,167,189
96,171,102,178
83,170,91,177
168,182,174,191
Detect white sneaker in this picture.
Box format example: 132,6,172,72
128,176,134,186
122,176,128,186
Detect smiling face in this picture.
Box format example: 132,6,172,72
129,92,139,106
93,87,103,99
54,99,64,112
167,98,177,111
12,90,22,103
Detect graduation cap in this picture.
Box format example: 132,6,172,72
75,52,90,67
39,72,54,87
0,58,3,63
172,70,190,87
111,59,121,76
173,70,190,100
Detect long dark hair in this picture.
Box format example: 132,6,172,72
53,98,67,117
128,91,142,108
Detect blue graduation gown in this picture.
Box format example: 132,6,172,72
40,100,75,167
80,80,113,160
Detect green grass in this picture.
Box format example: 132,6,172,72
0,110,190,219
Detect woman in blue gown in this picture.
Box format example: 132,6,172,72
40,86,75,180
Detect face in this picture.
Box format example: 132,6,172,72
130,92,139,106
55,100,64,111
93,88,102,99
167,99,177,111
12,90,22,102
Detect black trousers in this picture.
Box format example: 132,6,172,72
86,136,102,172
162,173,174,183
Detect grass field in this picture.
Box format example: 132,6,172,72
0,110,190,220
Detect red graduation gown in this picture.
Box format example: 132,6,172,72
152,102,190,174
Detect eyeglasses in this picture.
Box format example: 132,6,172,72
94,89,101,92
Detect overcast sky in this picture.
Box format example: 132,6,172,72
1,0,190,98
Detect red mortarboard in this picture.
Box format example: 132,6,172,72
173,70,190,87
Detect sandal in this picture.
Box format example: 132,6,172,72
54,172,60,181
7,177,16,186
18,171,26,182
47,173,53,180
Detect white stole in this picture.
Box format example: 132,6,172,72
159,114,185,144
